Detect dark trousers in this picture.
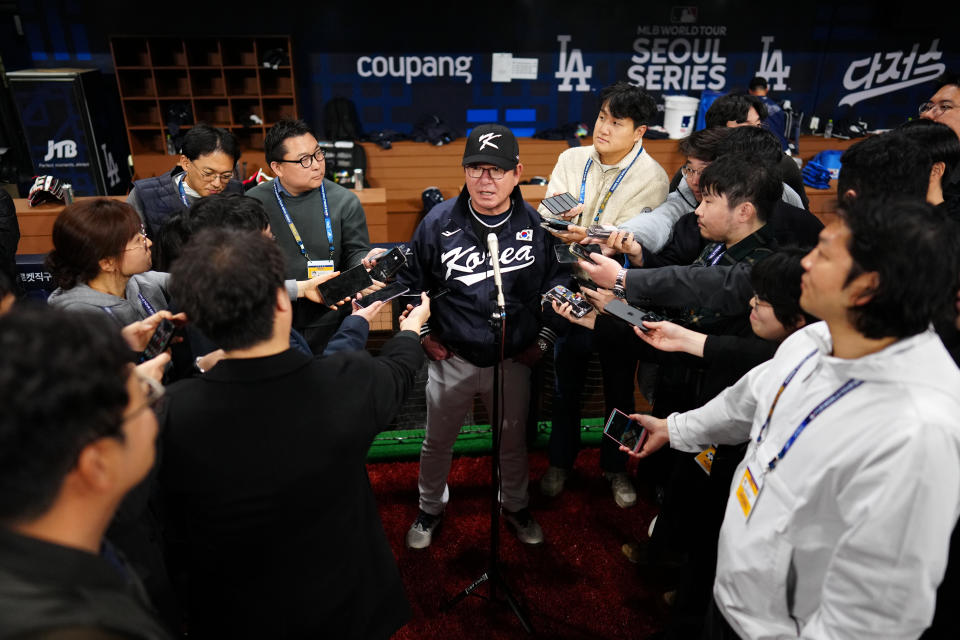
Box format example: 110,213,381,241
549,324,626,472
701,599,741,640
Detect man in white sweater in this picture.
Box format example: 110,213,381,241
626,197,960,639
537,82,668,506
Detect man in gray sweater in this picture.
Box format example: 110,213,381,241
248,119,380,352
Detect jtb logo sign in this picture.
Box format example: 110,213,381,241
555,35,591,92
840,39,944,107
43,139,77,161
756,36,790,91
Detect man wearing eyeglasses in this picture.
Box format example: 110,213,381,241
0,307,173,638
920,72,960,216
249,119,381,352
398,124,571,549
128,124,244,238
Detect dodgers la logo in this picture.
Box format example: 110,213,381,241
478,133,501,151
555,35,592,92
441,244,536,286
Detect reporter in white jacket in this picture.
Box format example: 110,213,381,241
625,197,960,639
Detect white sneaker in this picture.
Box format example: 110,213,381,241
539,466,567,497
606,472,637,508
503,508,545,545
406,509,442,549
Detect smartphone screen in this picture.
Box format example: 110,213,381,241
142,318,176,361
316,264,374,304
603,408,647,453
568,242,601,263
554,244,579,264
355,281,410,307
368,247,407,281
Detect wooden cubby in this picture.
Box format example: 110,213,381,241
110,35,298,180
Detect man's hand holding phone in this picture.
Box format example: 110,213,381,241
618,414,670,459
576,251,622,289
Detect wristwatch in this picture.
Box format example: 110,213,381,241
613,267,627,299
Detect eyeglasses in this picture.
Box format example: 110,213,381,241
190,162,235,184
465,165,507,180
919,101,955,118
276,148,325,169
750,294,773,308
681,164,709,178
123,372,166,423
125,225,149,252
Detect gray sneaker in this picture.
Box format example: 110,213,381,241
406,509,442,549
503,508,545,545
606,472,637,508
539,466,568,497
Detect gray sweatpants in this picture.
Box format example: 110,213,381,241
418,354,532,515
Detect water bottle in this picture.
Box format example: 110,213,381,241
824,119,834,139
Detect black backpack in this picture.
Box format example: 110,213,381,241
323,97,362,141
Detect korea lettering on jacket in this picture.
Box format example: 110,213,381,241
398,186,571,367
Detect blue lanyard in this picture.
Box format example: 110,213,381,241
705,243,726,265
756,349,863,470
274,180,334,262
137,292,157,316
99,292,156,323
177,175,190,207
578,146,645,224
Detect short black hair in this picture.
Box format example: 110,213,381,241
705,94,767,128
180,123,240,164
842,197,960,339
934,71,960,91
168,229,286,351
265,119,316,166
698,154,781,222
677,126,733,162
896,119,960,186
716,126,784,172
597,82,657,127
188,193,270,234
748,76,768,91
0,306,132,522
156,195,271,270
752,248,818,329
838,132,931,204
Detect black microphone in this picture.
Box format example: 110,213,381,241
487,232,506,309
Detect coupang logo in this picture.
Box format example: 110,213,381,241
626,24,729,91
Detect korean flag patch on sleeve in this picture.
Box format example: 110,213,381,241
516,229,532,241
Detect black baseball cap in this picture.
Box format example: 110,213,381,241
462,124,519,170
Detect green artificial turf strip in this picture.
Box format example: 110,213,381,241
366,418,608,462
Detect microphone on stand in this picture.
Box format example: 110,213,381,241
487,233,506,310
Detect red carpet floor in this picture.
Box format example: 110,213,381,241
368,447,670,639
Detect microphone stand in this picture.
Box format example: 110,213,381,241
442,233,533,634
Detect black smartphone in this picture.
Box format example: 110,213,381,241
355,281,410,308
368,246,407,282
568,242,602,263
541,192,580,216
540,218,572,231
553,243,579,264
587,224,618,239
574,275,598,291
399,287,451,307
602,299,664,333
541,285,594,318
603,408,647,453
141,318,176,361
316,263,374,304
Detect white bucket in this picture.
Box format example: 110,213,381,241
663,95,700,139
